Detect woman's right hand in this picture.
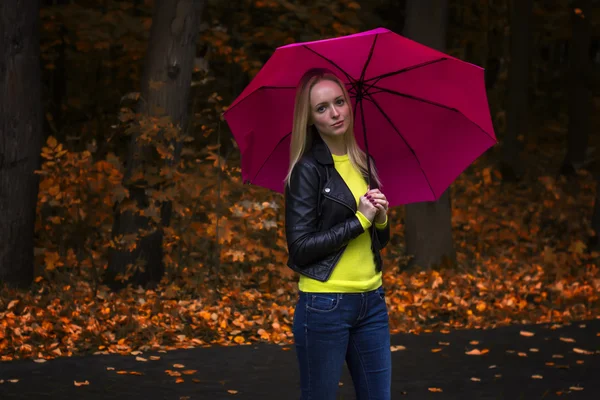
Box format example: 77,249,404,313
358,195,378,222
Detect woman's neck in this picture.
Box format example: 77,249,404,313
319,133,346,156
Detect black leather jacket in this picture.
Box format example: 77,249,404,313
284,132,390,282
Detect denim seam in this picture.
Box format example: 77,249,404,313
305,302,311,400
350,335,371,400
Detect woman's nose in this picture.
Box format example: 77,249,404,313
331,106,340,117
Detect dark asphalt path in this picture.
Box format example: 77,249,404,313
1,318,599,399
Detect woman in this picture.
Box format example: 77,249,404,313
284,67,392,400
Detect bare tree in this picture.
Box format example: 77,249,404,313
0,0,43,288
499,0,533,181
105,0,206,289
402,0,456,270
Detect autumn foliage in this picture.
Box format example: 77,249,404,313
1,0,599,362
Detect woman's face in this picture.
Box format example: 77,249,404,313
309,79,350,138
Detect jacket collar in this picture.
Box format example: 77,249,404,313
307,128,378,189
308,128,334,166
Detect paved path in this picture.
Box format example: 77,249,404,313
1,319,599,399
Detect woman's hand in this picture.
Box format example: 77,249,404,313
366,188,389,224
358,195,378,222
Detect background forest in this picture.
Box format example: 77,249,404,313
1,0,600,361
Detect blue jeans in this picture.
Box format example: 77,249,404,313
292,286,392,400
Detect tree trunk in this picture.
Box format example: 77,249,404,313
402,0,456,270
0,0,43,288
499,0,533,181
105,0,205,290
560,0,592,176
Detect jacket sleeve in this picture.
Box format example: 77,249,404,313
375,219,390,249
285,161,365,267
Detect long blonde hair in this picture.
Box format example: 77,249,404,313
284,68,380,188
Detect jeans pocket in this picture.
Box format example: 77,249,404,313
306,294,339,313
378,288,386,301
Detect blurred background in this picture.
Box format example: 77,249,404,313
1,0,599,359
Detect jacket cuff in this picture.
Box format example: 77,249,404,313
356,211,372,230
375,215,388,229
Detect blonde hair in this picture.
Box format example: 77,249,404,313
284,68,380,188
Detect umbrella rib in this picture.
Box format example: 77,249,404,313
363,57,448,86
367,84,458,113
366,85,497,144
302,45,356,85
248,131,292,185
359,34,379,83
361,93,437,200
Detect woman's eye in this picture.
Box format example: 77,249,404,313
336,99,344,105
317,106,326,113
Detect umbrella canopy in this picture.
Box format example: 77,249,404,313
223,27,496,207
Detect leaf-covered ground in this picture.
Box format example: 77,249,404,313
2,119,600,362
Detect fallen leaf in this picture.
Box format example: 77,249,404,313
469,340,479,345
173,364,185,369
552,354,564,358
494,374,502,378
74,380,89,386
106,367,115,371
33,359,47,363
116,371,128,375
227,390,239,394
8,379,19,383
569,386,584,391
529,348,539,352
545,362,554,366
175,377,184,384
471,377,481,382
520,331,534,337
465,349,489,356
150,356,161,360
573,348,593,355
518,352,527,357
576,360,584,364
428,387,443,392
431,348,442,353
130,351,142,356
182,370,197,375
559,337,575,343
488,365,497,369
531,375,543,379
438,342,450,346
390,345,406,352
135,356,148,362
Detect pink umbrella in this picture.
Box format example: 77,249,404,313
223,27,496,207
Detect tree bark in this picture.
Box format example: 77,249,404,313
560,0,592,176
105,0,205,289
0,0,43,287
402,0,456,270
499,0,533,181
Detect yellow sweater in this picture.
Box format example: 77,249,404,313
298,153,388,293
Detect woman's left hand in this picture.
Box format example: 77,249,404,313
366,188,389,224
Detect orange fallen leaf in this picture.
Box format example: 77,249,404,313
175,377,184,384
8,379,19,383
428,387,443,392
469,340,479,345
531,375,543,379
552,354,564,358
545,362,554,366
173,364,185,369
150,356,161,360
465,349,489,356
431,348,442,353
183,370,197,375
227,390,239,394
559,337,575,343
438,342,450,346
74,380,89,386
529,348,539,352
106,367,115,371
129,371,143,376
390,345,406,352
116,371,128,375
518,352,527,357
569,386,583,391
520,331,534,337
33,359,47,363
488,365,497,369
576,360,584,364
471,377,481,382
573,348,593,355
135,356,148,362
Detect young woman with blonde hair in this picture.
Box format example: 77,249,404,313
285,67,392,400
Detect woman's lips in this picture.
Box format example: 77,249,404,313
332,120,344,127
